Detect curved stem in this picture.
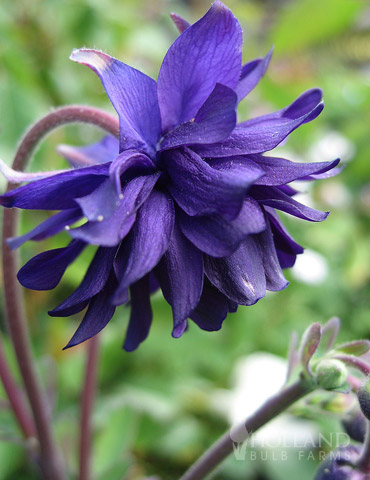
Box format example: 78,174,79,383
179,380,313,480
2,106,119,480
79,336,100,480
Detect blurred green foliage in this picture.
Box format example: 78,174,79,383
0,0,369,479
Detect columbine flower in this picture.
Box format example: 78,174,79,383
0,1,339,351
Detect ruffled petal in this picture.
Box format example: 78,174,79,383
236,48,273,102
123,276,153,352
57,135,118,167
63,273,117,348
158,1,242,131
178,196,266,257
0,163,110,210
70,49,161,156
155,224,203,337
190,281,229,331
163,148,263,219
160,83,237,150
205,237,266,305
109,150,155,194
17,240,85,291
49,246,117,317
112,191,175,303
7,208,82,250
69,173,159,246
76,179,120,221
194,88,324,157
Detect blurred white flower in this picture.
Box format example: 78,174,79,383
292,249,329,285
308,131,355,163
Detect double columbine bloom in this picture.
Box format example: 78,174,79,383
0,2,339,351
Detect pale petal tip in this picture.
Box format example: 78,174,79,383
70,48,111,73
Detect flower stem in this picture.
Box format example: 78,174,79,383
79,336,100,480
356,420,370,473
2,106,119,480
179,379,313,480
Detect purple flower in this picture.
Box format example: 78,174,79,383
0,2,339,351
314,446,366,480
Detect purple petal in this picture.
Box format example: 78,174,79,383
170,12,191,33
49,247,117,317
155,224,203,337
76,178,120,221
252,186,328,222
299,164,344,181
63,273,117,349
205,236,266,305
7,209,82,250
160,83,237,150
251,156,340,186
70,49,161,155
70,174,159,246
0,163,110,210
123,276,153,352
57,135,118,167
163,148,263,219
236,48,273,102
112,191,175,303
17,240,85,291
190,282,229,331
158,1,242,131
109,150,155,194
194,88,323,157
178,196,266,257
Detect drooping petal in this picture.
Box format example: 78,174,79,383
123,276,153,352
17,240,85,291
190,281,229,331
112,191,175,303
109,150,155,194
251,185,328,222
7,208,82,250
205,237,266,305
163,148,263,219
70,49,161,155
49,246,117,317
0,163,110,210
236,48,273,102
70,174,159,246
194,89,324,157
63,273,117,349
155,224,203,337
178,196,266,257
158,1,242,131
76,178,120,221
57,135,118,167
252,155,340,186
170,12,191,33
160,83,237,150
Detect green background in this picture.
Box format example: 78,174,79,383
0,0,369,478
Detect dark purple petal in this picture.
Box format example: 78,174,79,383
155,224,203,337
49,247,117,317
112,191,175,303
7,209,82,250
0,163,110,210
63,273,117,349
160,83,237,150
170,12,191,33
194,88,323,157
252,186,328,222
236,48,273,102
178,196,266,257
251,155,340,186
109,150,155,193
205,236,266,305
190,282,229,331
17,240,85,291
70,49,161,155
163,148,263,219
300,164,344,181
70,174,159,246
76,179,120,221
158,1,242,131
123,276,153,352
57,135,118,167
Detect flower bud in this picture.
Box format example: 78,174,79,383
357,379,370,421
316,359,348,390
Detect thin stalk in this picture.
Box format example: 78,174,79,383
2,106,119,480
179,380,313,480
356,420,370,473
79,336,100,480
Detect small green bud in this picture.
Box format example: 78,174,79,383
357,378,370,421
315,359,348,390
